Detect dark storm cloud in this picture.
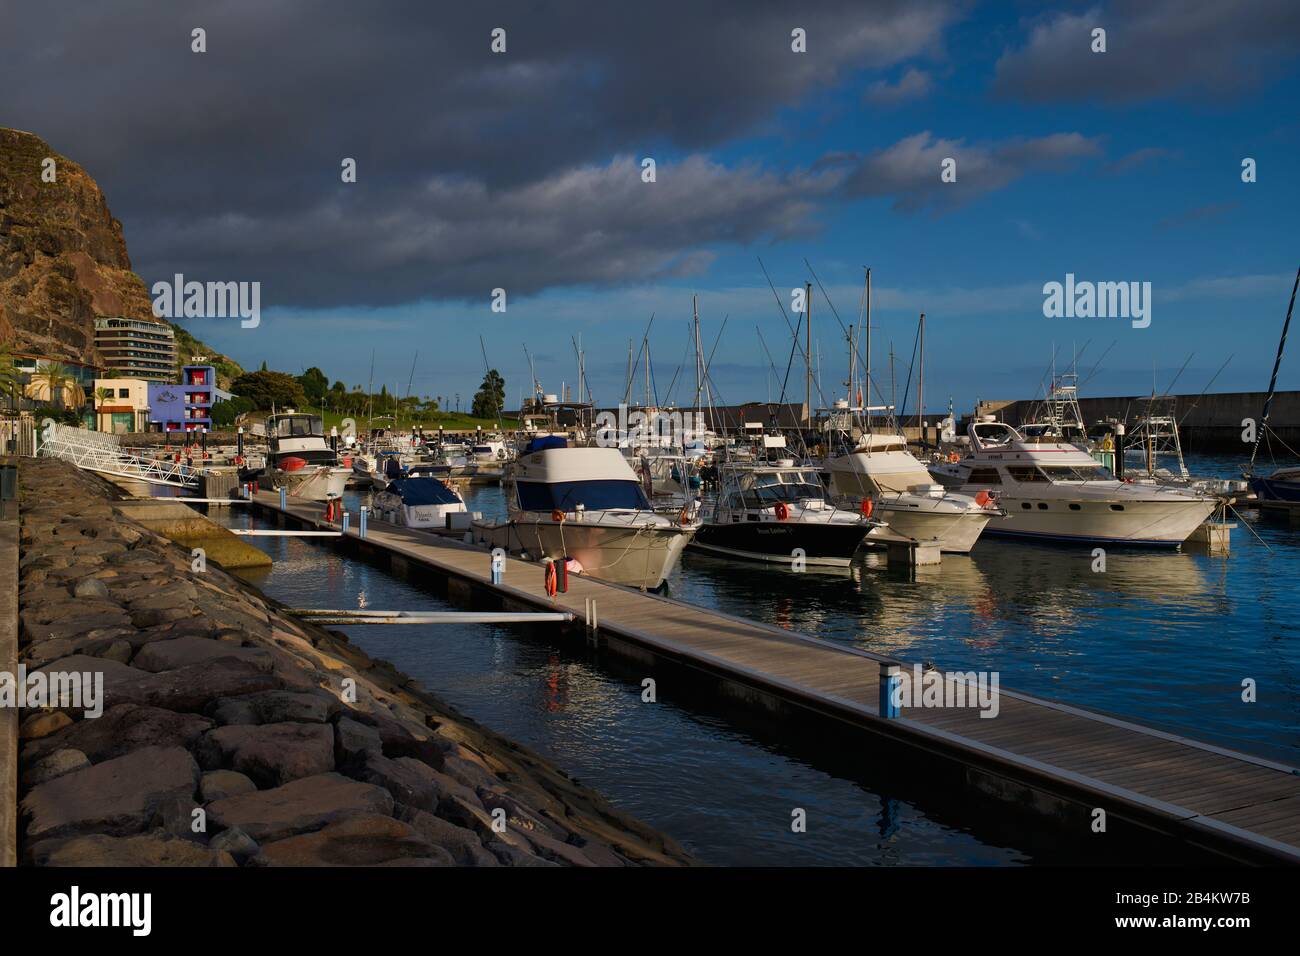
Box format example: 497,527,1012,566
992,0,1300,103
0,0,964,306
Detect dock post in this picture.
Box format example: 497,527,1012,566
491,548,505,584
279,486,287,510
359,506,368,539
879,662,901,718
342,510,350,533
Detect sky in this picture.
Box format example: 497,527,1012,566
3,0,1299,415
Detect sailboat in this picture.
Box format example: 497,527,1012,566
1246,266,1300,502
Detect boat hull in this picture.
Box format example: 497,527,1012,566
1250,475,1300,503
690,520,872,566
259,466,351,502
874,505,993,554
974,495,1217,545
470,518,693,589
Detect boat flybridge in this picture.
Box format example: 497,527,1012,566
826,432,1003,553
928,419,1218,546
693,451,879,566
253,413,352,501
470,436,696,590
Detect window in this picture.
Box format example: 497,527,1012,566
1020,502,1032,510
1068,503,1081,511
516,479,649,512
968,468,1001,484
1007,466,1048,482
118,388,129,398
1109,504,1125,511
1037,502,1048,510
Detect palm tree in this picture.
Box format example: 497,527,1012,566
26,361,86,412
94,386,114,432
0,342,21,413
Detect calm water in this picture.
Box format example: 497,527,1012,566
200,452,1297,865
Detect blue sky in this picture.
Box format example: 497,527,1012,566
7,1,1298,414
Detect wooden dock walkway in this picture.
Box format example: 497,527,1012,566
246,490,1300,864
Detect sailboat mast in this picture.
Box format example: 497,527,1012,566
805,281,813,428
1250,266,1300,472
917,313,926,443
864,267,872,429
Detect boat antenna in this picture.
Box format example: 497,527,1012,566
1249,265,1300,473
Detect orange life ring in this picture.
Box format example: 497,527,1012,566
860,498,873,519
948,452,960,463
678,505,691,526
551,509,565,522
774,501,790,521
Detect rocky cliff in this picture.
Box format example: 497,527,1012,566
0,128,156,364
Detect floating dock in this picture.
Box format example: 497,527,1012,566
241,489,1300,864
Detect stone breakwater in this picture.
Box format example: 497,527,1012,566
12,458,692,866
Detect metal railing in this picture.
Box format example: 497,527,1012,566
37,422,201,487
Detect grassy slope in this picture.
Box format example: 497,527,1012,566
303,405,518,432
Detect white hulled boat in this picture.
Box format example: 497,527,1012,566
928,419,1217,546
827,433,1001,553
371,465,468,529
254,413,351,501
470,436,696,589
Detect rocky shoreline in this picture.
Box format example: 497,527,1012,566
12,458,692,866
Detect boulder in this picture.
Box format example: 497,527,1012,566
21,748,90,787
487,841,560,867
72,577,111,599
19,711,72,739
109,659,280,713
29,832,236,867
21,704,213,764
22,745,200,842
358,753,476,815
199,770,257,803
394,804,498,866
254,814,452,867
208,826,259,862
132,635,273,674
207,773,394,843
334,717,383,767
208,690,336,726
197,721,334,787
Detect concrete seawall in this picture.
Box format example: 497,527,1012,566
11,458,691,867
971,389,1300,452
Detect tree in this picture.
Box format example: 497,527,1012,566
0,342,21,412
94,386,114,432
211,395,256,427
298,366,329,405
229,370,307,411
26,361,85,411
471,369,505,420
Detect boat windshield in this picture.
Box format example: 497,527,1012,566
272,416,324,438
736,471,826,505
517,479,650,512
1040,465,1112,481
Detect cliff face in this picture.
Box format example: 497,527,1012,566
0,127,159,364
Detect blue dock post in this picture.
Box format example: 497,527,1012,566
879,662,901,718
359,506,368,538
491,548,505,585
342,510,350,533
279,486,287,510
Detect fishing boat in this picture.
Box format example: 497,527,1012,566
692,460,877,566
469,436,696,590
826,433,1002,553
250,413,351,501
371,465,468,529
928,419,1218,546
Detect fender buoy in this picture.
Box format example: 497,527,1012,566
678,505,691,526
860,498,873,519
551,509,565,523
975,490,993,507
544,561,558,597
948,452,960,463
774,501,790,522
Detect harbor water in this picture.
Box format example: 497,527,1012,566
203,452,1297,865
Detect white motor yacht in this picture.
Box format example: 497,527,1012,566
826,433,1001,553
470,436,696,589
253,413,351,501
928,419,1218,546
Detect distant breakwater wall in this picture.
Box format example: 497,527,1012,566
11,458,690,867
972,390,1300,454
